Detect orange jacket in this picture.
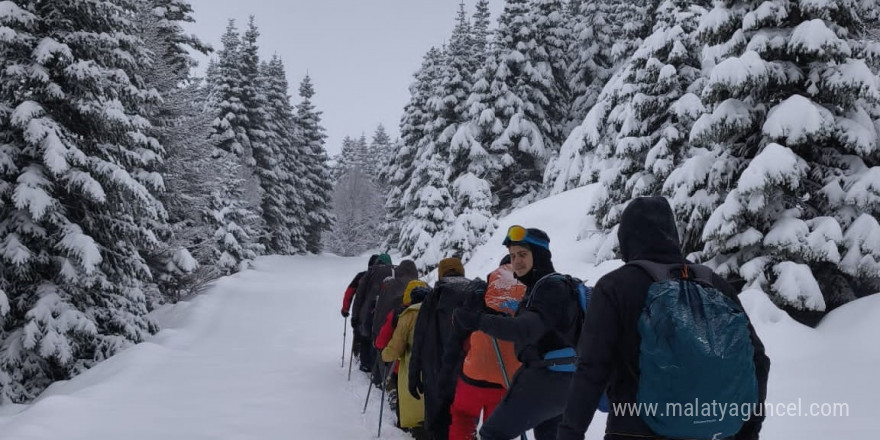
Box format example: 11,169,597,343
462,264,525,386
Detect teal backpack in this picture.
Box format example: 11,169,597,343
629,261,758,439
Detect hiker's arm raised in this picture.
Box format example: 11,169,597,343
477,309,544,344
477,277,570,344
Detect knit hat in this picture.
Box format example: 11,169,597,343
403,280,428,306
437,257,465,278
376,253,392,265
503,227,550,251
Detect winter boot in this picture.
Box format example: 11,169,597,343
387,373,399,413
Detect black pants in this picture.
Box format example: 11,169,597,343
478,367,573,440
357,334,375,372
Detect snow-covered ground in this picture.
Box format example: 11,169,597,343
0,186,877,439
0,255,413,440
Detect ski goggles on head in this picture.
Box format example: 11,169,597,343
503,225,549,250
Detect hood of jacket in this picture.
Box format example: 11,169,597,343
396,259,418,280
618,196,683,262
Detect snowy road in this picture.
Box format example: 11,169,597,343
0,255,412,440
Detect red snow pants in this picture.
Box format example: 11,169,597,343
448,378,507,440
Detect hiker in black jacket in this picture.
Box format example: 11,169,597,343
408,257,470,440
556,196,770,440
341,254,378,318
351,253,394,374
341,254,379,362
453,227,580,440
372,259,419,344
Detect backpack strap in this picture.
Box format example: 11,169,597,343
627,260,714,285
524,272,572,309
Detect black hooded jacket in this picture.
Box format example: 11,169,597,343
408,275,471,434
371,260,419,342
351,262,395,338
477,243,581,365
557,197,771,440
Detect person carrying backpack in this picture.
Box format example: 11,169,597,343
382,280,432,440
341,254,379,318
409,257,470,440
452,227,581,440
342,255,379,354
438,255,526,440
373,259,419,346
556,196,771,440
351,253,394,374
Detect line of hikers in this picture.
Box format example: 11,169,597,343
340,197,771,440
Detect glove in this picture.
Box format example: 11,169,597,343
453,307,483,332
463,278,488,310
409,375,423,400
340,309,349,318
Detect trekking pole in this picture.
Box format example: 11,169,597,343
362,355,381,413
347,340,356,381
492,337,528,440
377,359,399,438
341,317,347,368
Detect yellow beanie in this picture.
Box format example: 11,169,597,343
403,280,428,306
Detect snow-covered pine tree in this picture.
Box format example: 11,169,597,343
133,0,210,303
255,58,289,254
375,138,406,250
370,124,394,186
354,133,374,180
156,83,222,293
397,6,480,270
261,55,308,255
445,172,496,263
574,0,710,260
399,142,456,272
685,0,880,319
0,0,166,402
204,159,263,275
210,20,247,156
331,135,356,180
326,168,385,256
384,47,445,255
438,3,497,261
398,43,460,271
293,75,334,254
241,18,279,254
204,58,220,102
206,19,264,271
564,0,656,131
471,0,492,66
546,0,657,193
456,0,570,212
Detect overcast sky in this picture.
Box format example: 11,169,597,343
183,0,503,156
